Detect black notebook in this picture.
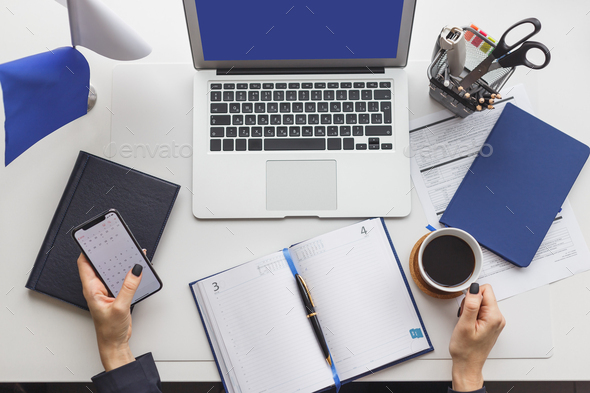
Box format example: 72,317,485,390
26,151,180,310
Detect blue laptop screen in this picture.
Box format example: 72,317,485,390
194,1,405,61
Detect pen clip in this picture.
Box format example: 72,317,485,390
296,274,315,307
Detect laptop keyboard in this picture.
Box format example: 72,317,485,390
208,81,394,152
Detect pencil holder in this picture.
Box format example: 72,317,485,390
428,26,515,118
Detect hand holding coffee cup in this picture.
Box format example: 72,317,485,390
417,228,483,293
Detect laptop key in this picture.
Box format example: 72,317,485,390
314,82,326,88
258,115,269,125
255,103,265,113
211,103,227,113
374,90,391,100
305,102,316,112
289,126,300,136
343,138,354,150
283,114,294,125
382,143,393,150
265,138,326,150
211,91,221,101
336,90,347,100
252,127,263,137
229,103,240,113
232,115,243,125
333,114,344,124
308,114,319,124
239,127,249,137
273,91,284,101
318,102,329,112
249,83,261,89
270,115,281,125
330,102,341,112
236,91,247,101
277,126,288,137
264,126,275,137
371,113,383,124
293,103,303,113
367,82,378,88
211,115,230,125
280,103,291,113
210,139,221,151
366,126,392,136
340,126,351,136
381,102,392,123
288,83,300,89
286,91,297,101
236,139,247,151
248,91,259,101
343,102,354,112
327,138,342,150
311,90,322,100
327,126,338,136
267,103,278,113
298,91,310,101
379,82,391,88
369,144,380,150
346,114,357,124
355,102,366,112
359,114,370,124
248,139,263,150
237,83,248,89
302,83,313,89
223,91,234,101
210,127,224,137
223,83,235,89
356,143,367,150
314,126,326,136
261,91,272,101
349,90,360,100
245,115,256,125
295,114,306,124
353,126,363,136
341,82,352,88
242,103,253,113
321,114,332,124
328,82,339,88
324,90,335,100
226,127,237,137
302,126,313,136
353,82,365,88
368,102,379,112
276,83,287,89
210,83,222,90
223,139,234,151
361,90,372,100
263,83,274,89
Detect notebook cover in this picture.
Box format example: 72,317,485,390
189,218,433,392
26,151,180,310
440,104,590,267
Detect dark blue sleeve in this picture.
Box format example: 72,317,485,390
448,387,486,393
92,352,162,393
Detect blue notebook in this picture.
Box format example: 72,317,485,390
440,104,589,267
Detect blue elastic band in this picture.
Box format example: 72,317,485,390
426,224,436,231
282,248,341,392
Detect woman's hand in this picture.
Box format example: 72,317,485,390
449,283,506,391
77,253,144,372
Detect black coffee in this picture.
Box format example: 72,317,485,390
422,235,475,287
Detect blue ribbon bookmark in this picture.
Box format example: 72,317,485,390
282,248,341,392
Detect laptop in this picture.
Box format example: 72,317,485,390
182,0,416,219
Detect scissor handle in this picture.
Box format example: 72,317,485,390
497,41,551,70
494,18,542,58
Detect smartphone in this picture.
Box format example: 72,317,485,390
72,209,163,305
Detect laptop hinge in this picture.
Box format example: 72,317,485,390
216,67,385,76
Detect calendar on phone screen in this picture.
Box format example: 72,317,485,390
75,211,161,303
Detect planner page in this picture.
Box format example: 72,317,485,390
193,251,334,393
290,219,432,382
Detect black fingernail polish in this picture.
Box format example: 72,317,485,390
469,282,479,294
132,264,143,277
457,306,461,317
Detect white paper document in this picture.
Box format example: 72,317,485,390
409,84,590,301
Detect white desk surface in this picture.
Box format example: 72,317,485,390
1,0,590,383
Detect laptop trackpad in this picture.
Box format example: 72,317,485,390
266,160,337,211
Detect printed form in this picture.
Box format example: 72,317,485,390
409,84,590,301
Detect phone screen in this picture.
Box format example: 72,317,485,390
74,211,162,303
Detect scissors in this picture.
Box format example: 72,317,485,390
459,18,551,90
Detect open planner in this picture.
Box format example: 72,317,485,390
190,218,433,393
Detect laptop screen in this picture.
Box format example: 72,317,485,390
194,1,405,61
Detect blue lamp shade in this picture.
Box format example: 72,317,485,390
0,47,90,165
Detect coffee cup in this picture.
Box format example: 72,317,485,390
418,228,483,293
